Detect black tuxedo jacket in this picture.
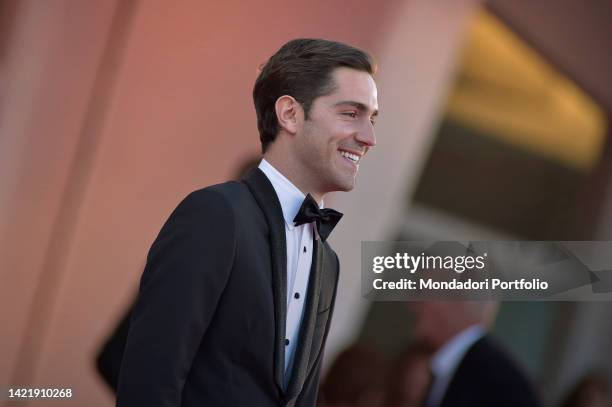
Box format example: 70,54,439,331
116,168,340,407
438,335,541,407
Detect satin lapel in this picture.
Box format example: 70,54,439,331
285,238,324,399
243,168,287,394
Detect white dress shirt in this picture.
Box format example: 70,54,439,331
258,159,320,388
425,325,486,407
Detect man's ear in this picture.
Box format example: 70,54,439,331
275,95,302,135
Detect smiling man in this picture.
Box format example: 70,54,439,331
116,39,378,407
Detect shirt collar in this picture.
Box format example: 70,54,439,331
430,324,485,379
258,159,323,229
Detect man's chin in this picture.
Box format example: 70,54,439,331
339,174,358,192
335,182,355,193
322,175,356,193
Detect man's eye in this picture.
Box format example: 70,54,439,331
343,112,357,118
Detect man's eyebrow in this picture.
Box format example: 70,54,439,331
333,100,378,116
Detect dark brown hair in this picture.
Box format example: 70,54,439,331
253,38,374,153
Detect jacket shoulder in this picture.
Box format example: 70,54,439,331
187,180,248,200
179,181,250,210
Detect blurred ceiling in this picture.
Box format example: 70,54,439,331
446,9,606,172
488,0,612,114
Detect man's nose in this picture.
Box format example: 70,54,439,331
356,123,376,147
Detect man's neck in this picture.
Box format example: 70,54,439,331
262,154,324,203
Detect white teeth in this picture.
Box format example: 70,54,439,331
340,150,360,163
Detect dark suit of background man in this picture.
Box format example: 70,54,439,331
116,38,379,407
409,301,541,407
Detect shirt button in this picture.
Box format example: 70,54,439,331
285,339,290,346
294,292,300,299
303,246,307,253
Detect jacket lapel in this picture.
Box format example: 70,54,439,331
285,238,325,399
243,168,287,394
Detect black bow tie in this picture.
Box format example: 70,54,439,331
293,194,343,242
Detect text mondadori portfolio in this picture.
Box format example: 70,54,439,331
370,253,549,291
372,278,549,291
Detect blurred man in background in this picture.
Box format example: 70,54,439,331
409,301,541,407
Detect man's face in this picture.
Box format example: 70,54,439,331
294,67,378,194
408,301,454,350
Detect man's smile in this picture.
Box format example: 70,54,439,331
338,148,362,167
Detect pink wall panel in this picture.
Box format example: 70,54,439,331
1,0,402,405
0,0,120,391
